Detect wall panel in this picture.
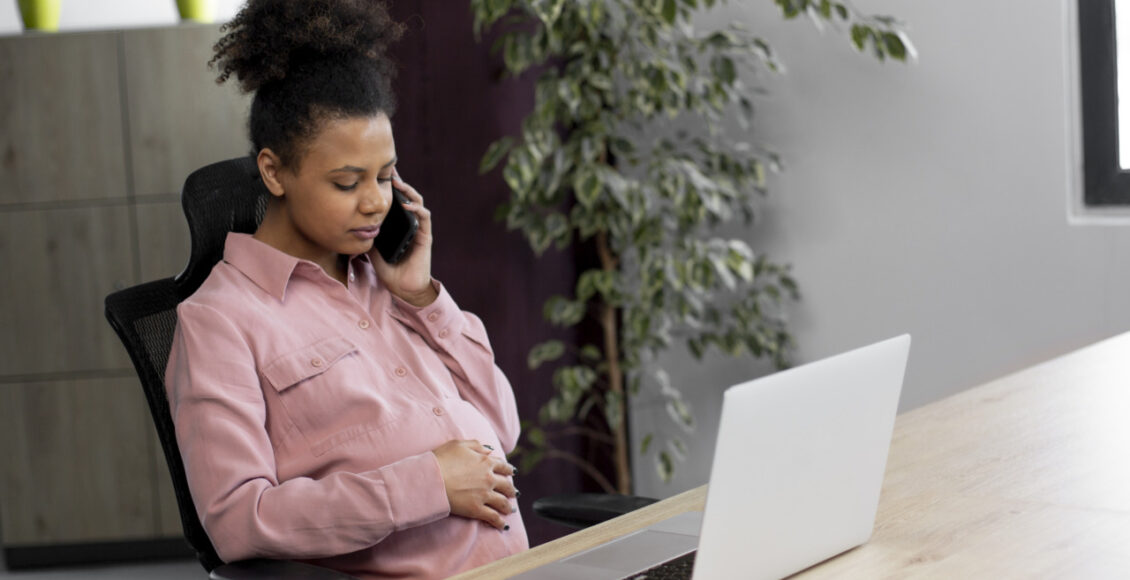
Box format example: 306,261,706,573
0,205,134,376
122,24,250,197
0,33,127,205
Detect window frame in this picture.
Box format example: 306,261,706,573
1079,0,1130,206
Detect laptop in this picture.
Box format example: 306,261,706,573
514,334,911,580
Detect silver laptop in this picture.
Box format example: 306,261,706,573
514,335,911,580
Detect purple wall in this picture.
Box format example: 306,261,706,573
387,1,587,546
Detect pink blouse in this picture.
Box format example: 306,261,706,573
165,233,527,579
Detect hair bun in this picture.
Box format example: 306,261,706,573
210,0,404,93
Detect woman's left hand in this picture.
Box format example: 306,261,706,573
372,169,437,307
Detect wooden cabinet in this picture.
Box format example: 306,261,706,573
0,33,127,205
123,25,250,197
0,206,135,376
0,378,156,544
0,24,246,568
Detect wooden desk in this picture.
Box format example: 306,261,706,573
455,332,1130,578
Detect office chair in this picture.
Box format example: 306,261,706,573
105,156,653,578
105,156,353,579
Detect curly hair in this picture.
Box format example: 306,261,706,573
209,0,405,167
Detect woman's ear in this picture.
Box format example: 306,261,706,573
257,148,287,198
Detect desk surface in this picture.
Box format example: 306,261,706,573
454,332,1130,579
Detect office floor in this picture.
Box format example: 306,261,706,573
0,552,201,579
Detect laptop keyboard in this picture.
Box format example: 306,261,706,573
623,551,697,580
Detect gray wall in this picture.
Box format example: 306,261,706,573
631,0,1130,498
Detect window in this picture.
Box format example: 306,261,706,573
1079,0,1130,205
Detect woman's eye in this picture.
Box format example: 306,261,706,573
335,182,359,191
376,176,393,184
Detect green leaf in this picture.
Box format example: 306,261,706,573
739,97,755,128
580,344,603,361
850,24,871,52
882,32,908,61
714,56,736,86
576,269,615,302
775,0,800,19
661,0,678,25
528,427,546,447
545,212,571,248
532,0,565,28
543,295,586,326
574,166,602,208
479,137,514,174
687,337,704,359
655,450,674,482
559,79,582,117
668,437,688,460
640,433,654,455
665,397,695,430
527,340,565,370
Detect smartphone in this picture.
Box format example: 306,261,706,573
374,188,419,264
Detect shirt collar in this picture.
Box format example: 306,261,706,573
221,233,374,301
222,233,300,301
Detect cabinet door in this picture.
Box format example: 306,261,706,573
123,24,251,197
0,377,159,545
0,205,135,376
0,33,128,205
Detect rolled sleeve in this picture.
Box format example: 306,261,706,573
390,279,466,348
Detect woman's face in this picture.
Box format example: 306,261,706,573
269,113,398,269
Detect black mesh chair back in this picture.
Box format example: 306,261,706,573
105,156,268,573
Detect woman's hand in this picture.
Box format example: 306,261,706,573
372,169,436,307
432,439,518,530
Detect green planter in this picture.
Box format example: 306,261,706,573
176,0,216,23
18,0,60,32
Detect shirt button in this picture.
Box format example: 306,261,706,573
311,358,323,367
438,329,450,339
432,407,444,416
358,319,370,330
349,272,355,282
394,367,408,377
427,312,440,322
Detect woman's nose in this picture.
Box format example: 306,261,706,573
360,182,391,215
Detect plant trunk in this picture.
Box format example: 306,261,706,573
597,231,631,494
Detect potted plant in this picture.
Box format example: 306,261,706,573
470,0,913,493
176,0,216,23
17,0,60,32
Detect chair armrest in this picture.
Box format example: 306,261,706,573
532,493,659,529
210,559,359,580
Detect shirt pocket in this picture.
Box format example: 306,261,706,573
261,336,378,453
262,336,359,390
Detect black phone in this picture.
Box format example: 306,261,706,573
374,188,419,264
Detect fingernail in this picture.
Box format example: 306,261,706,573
503,524,510,531
515,490,521,498
511,467,518,475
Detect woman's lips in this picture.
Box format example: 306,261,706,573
351,225,380,240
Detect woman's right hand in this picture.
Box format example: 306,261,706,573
432,439,518,530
